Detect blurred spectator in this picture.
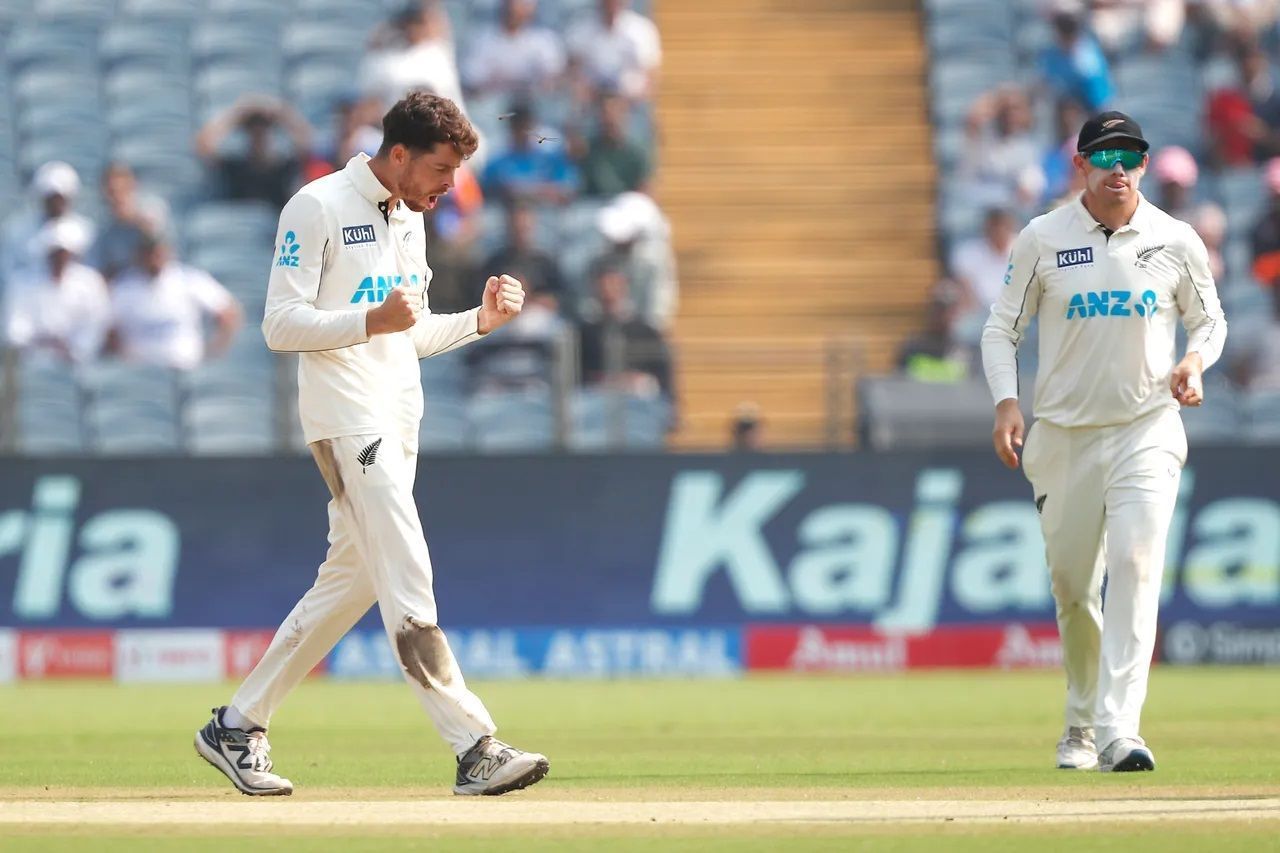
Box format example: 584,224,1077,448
596,190,678,330
1228,282,1280,390
482,103,578,203
109,235,242,370
1251,158,1280,287
961,86,1044,211
462,0,566,97
360,1,465,111
577,262,671,397
1192,0,1280,43
89,162,173,282
0,161,96,288
1040,97,1088,204
304,97,384,182
1191,202,1229,280
565,0,662,101
480,202,566,305
195,96,312,210
950,208,1017,318
896,280,974,383
4,219,110,365
422,164,487,315
729,402,763,452
1091,0,1186,53
1040,8,1115,111
1205,43,1280,166
1150,145,1199,221
464,272,567,393
579,91,652,197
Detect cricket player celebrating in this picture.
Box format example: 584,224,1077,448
982,112,1227,772
195,92,549,796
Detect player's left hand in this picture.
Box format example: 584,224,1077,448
478,274,525,334
1170,353,1204,407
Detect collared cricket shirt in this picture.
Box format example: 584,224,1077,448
263,153,482,446
982,194,1227,428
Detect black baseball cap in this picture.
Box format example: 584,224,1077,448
1077,110,1149,153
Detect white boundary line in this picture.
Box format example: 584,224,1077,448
2,798,1279,826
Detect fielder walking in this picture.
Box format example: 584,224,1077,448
195,92,549,796
982,111,1227,772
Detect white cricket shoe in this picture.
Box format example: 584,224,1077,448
1056,726,1099,769
195,706,294,796
1099,736,1156,772
453,735,550,796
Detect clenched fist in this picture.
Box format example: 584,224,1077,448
366,286,422,336
478,274,525,334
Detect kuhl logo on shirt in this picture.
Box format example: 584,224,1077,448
350,274,420,304
342,225,376,246
1056,247,1093,268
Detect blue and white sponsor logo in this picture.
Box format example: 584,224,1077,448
350,273,419,304
1056,247,1093,268
342,224,376,246
275,231,300,268
1065,288,1159,319
327,627,743,679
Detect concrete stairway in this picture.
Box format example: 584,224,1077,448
653,0,937,448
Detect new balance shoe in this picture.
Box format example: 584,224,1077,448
195,706,294,796
1056,725,1099,770
453,735,550,796
1099,736,1156,772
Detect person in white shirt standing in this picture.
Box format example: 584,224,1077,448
565,0,661,100
194,91,548,798
111,235,243,371
982,111,1227,773
4,219,110,365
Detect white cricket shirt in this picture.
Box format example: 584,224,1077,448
263,153,483,447
5,261,111,364
981,193,1227,428
112,262,236,370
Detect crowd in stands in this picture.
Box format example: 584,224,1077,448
1,159,243,370
0,0,673,452
905,0,1280,418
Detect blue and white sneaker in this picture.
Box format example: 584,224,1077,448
1056,726,1099,770
1099,736,1156,772
195,706,294,796
453,735,550,796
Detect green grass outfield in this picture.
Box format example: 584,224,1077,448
1,669,1278,851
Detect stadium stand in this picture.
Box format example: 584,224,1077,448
0,0,672,455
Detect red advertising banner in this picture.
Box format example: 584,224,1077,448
745,623,1062,672
18,631,115,679
224,630,327,679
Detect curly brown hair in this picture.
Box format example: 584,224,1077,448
379,90,479,159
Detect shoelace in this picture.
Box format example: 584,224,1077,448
245,734,274,772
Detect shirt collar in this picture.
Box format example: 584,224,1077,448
1072,191,1151,235
345,153,393,206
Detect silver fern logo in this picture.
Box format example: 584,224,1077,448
357,438,382,473
1135,244,1166,269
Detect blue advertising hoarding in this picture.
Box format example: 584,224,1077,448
0,451,1276,650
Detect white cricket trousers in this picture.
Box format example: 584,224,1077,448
1021,406,1186,750
230,434,497,755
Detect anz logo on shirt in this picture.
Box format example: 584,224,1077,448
276,231,301,268
1065,289,1159,319
350,274,420,304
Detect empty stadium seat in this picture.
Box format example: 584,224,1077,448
1242,389,1280,443
419,396,471,452
859,376,1024,451
570,388,671,450
467,389,557,451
